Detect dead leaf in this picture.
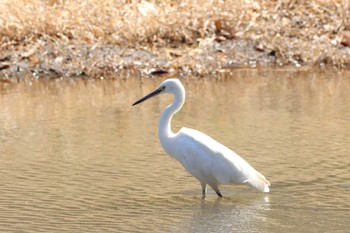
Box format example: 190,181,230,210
0,64,10,70
214,19,236,40
341,32,350,47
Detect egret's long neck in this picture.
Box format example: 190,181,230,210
159,88,185,144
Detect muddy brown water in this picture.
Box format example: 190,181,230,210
0,69,349,232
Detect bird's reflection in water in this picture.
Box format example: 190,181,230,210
169,193,271,233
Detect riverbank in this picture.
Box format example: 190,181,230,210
1,0,350,80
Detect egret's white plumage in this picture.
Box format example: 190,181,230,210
132,79,270,197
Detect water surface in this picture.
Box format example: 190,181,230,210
0,69,349,232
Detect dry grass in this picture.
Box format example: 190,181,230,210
1,0,350,78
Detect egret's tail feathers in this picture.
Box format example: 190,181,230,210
247,172,270,193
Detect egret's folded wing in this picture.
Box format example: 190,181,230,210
176,128,252,184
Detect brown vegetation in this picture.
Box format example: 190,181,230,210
1,0,350,79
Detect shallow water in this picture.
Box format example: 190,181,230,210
0,69,349,232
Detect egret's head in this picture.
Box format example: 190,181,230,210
156,79,183,94
132,79,184,106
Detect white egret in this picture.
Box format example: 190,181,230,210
132,79,270,197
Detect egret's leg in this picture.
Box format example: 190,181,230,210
201,182,207,198
209,184,223,197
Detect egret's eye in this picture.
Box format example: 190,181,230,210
161,86,166,91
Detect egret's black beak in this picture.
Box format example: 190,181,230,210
132,88,163,106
